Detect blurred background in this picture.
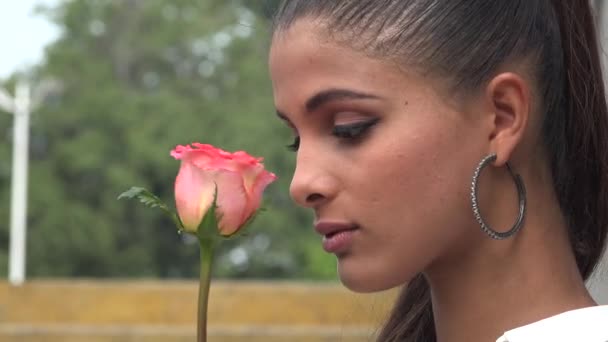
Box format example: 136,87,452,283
0,0,327,281
0,1,606,341
0,1,391,341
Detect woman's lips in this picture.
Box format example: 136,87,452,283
314,221,359,254
322,228,357,253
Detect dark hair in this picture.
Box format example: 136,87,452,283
272,1,608,341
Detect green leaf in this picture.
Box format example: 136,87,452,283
118,187,161,207
118,186,184,232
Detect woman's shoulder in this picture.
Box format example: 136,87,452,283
495,305,608,342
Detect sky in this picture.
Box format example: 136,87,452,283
0,0,60,78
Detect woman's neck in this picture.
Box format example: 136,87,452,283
425,184,596,342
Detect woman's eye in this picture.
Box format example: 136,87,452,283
286,136,300,152
285,118,378,152
332,118,379,139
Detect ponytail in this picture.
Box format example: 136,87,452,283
376,274,435,342
548,0,608,279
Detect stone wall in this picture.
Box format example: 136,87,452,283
0,280,398,342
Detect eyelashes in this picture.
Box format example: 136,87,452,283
286,136,300,152
332,118,380,139
286,118,380,152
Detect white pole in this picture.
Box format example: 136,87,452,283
8,81,31,286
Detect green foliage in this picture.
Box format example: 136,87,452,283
0,0,336,280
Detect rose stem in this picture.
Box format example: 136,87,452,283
197,238,214,342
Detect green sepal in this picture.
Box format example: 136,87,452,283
196,184,222,243
118,186,184,232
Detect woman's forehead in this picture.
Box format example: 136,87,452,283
270,22,410,98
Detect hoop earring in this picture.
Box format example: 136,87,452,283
470,153,526,240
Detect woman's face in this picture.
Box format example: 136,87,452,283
269,19,489,292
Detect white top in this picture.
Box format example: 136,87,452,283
496,305,608,342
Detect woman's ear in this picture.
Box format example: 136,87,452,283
485,72,530,166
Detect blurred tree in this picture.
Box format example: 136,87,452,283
0,0,336,280
244,0,283,20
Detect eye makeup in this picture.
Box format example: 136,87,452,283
285,117,380,152
332,118,380,139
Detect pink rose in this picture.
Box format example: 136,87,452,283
171,143,277,235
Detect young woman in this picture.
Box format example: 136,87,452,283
269,1,608,341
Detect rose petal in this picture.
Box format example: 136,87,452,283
213,170,250,236
171,143,222,162
233,151,262,165
186,148,236,172
170,145,190,160
174,161,215,233
238,164,261,191
246,170,277,216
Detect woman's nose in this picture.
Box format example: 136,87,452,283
289,152,337,209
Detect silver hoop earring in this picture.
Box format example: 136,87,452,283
470,153,526,240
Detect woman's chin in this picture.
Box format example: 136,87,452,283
337,258,411,293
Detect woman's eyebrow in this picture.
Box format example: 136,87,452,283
275,88,382,123
305,88,382,112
